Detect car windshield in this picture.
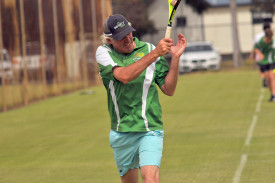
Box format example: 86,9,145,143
185,44,213,53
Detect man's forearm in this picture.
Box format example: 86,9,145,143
160,57,179,96
113,49,160,84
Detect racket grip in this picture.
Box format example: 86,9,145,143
165,26,172,38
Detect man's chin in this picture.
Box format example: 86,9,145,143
125,46,134,52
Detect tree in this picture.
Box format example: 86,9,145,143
230,0,243,67
112,0,157,39
185,0,209,14
251,0,275,13
1,0,20,57
251,0,274,24
185,0,210,41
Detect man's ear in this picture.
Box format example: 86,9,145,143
106,38,113,45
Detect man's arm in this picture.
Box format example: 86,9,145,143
113,38,173,84
249,46,255,61
254,48,264,61
160,34,186,96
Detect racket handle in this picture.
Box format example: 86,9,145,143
165,26,172,38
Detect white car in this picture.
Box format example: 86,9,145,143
0,49,13,83
179,42,221,73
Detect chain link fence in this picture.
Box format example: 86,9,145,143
0,0,112,112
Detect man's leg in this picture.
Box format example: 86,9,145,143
140,165,160,183
264,71,271,91
258,64,267,87
264,69,275,101
260,71,267,87
121,168,139,183
267,70,275,99
109,131,140,182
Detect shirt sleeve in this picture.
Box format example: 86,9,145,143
146,44,170,87
254,32,264,44
96,45,118,81
272,40,275,57
254,38,261,49
272,39,275,48
155,56,170,87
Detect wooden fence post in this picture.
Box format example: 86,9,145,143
78,0,88,88
19,0,29,106
52,0,61,94
91,0,99,84
38,0,47,99
0,2,7,111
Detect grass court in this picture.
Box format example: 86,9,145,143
0,69,275,183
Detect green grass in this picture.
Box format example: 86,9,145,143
0,69,275,183
0,81,89,110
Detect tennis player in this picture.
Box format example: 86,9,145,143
249,23,271,87
96,14,186,183
254,28,275,102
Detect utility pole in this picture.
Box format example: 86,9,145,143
230,0,243,67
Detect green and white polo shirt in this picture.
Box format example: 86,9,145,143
96,37,170,132
254,37,275,65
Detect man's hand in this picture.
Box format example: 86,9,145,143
153,38,174,57
249,50,255,61
170,33,186,58
254,49,264,61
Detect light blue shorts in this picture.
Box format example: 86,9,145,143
109,130,164,176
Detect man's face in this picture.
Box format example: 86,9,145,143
108,33,135,54
265,28,273,43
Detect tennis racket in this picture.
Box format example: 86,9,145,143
165,0,182,38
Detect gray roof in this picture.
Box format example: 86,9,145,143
206,0,251,6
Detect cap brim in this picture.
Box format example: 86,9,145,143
112,26,136,41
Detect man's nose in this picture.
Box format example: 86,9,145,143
123,34,131,40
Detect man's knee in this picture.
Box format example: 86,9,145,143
121,168,139,183
141,165,159,183
142,174,158,183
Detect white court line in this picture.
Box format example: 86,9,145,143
233,154,247,183
232,88,264,183
255,88,264,113
245,115,258,146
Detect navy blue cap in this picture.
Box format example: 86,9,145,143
103,14,136,40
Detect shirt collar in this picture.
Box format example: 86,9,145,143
105,37,147,55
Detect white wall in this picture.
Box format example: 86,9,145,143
204,5,274,54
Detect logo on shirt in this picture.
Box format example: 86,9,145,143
133,52,145,62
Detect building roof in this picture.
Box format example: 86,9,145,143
206,0,251,7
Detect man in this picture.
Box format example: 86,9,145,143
254,28,275,102
96,14,186,183
249,23,271,87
